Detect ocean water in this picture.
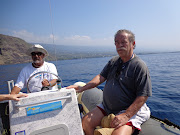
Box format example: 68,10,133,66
0,52,180,126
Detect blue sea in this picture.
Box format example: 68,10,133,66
0,52,180,126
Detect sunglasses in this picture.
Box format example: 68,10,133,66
31,52,43,56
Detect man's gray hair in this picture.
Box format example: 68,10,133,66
114,29,136,49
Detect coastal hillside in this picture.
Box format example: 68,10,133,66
0,34,33,65
0,34,56,65
2,34,179,65
0,34,116,65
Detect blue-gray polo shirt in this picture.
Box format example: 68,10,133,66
100,55,152,114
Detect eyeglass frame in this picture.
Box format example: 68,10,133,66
31,52,43,56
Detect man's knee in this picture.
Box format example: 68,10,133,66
112,125,134,135
82,107,105,130
82,115,90,128
82,114,96,135
82,113,95,129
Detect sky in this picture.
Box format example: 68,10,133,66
1,0,180,52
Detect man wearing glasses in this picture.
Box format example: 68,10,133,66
10,44,58,94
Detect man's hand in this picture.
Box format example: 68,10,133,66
110,113,129,129
66,85,83,93
8,93,28,101
42,79,50,87
67,74,106,93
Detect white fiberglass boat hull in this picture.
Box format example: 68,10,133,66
9,88,83,135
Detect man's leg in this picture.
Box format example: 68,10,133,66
112,125,135,135
82,107,105,135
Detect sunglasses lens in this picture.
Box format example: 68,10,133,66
31,52,42,56
37,52,42,56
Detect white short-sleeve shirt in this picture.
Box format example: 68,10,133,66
15,61,58,93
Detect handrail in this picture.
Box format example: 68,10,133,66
7,80,14,93
15,95,72,108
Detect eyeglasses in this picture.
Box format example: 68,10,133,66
31,52,43,56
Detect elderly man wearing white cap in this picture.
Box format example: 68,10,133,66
11,44,58,94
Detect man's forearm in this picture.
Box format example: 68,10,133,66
81,74,105,91
0,95,9,101
49,79,58,87
125,96,148,119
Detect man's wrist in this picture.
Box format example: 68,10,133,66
4,94,10,100
125,113,131,118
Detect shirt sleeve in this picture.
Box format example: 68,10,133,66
135,62,152,97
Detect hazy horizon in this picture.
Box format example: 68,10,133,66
1,0,180,52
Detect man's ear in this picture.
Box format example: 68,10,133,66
133,41,136,49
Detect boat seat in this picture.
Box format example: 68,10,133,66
139,116,180,135
77,87,180,135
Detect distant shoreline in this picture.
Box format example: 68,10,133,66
1,34,180,66
1,51,180,66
